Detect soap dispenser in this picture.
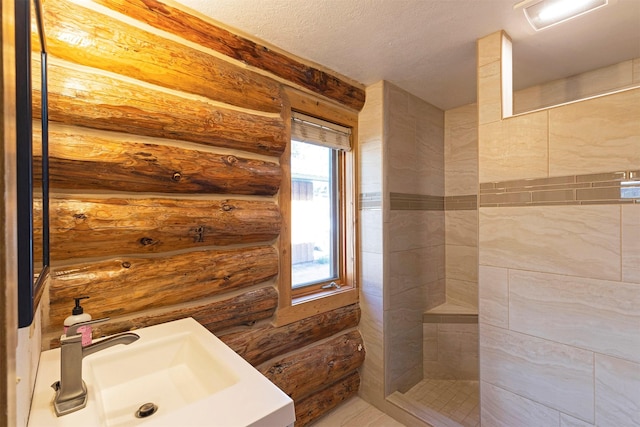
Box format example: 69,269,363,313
64,296,93,346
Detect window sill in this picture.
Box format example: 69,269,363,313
274,286,358,326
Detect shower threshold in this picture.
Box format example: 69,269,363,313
388,379,479,427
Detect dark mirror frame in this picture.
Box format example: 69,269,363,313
16,0,49,328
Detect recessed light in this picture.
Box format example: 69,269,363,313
515,0,608,31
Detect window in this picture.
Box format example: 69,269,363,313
290,112,349,291
276,89,358,325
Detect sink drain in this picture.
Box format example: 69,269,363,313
135,402,158,418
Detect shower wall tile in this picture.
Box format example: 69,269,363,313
480,324,594,422
361,209,383,254
424,279,446,311
478,60,502,125
444,103,477,164
479,111,548,182
388,211,444,252
388,246,446,299
423,322,479,380
357,82,385,405
478,266,508,329
445,245,477,283
388,112,418,194
446,278,477,308
595,354,640,427
622,205,640,283
479,205,620,281
359,82,383,196
549,88,640,176
445,210,477,247
361,252,383,297
481,382,560,427
445,157,477,196
509,270,640,363
477,32,503,67
560,414,594,427
360,139,383,194
387,285,424,393
514,60,634,114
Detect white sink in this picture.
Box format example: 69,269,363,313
28,318,295,427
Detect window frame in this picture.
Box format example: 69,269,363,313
275,87,359,326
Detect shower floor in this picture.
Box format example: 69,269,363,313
402,379,479,427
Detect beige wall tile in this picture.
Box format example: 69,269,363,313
388,112,418,194
479,111,548,182
595,354,640,427
514,60,634,114
477,31,503,68
423,323,438,362
424,323,479,380
481,324,594,422
622,205,640,284
445,245,478,283
445,210,477,247
445,157,478,196
479,205,621,281
389,247,442,296
358,289,384,403
446,278,477,308
445,103,477,164
388,211,444,253
633,58,640,83
549,88,640,176
478,266,508,328
360,139,383,195
478,61,502,125
359,83,384,195
509,270,640,363
560,414,594,427
481,381,560,427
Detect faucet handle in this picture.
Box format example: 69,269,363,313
66,317,110,337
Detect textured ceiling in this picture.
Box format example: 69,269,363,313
170,0,640,110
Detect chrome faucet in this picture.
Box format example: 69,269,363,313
51,318,140,416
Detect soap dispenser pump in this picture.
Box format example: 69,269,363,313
63,296,93,346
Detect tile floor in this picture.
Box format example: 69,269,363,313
311,396,406,427
311,379,479,427
404,379,479,427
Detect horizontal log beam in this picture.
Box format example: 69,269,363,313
295,371,360,427
259,330,365,401
33,62,286,157
50,197,280,260
219,304,360,366
94,0,366,111
36,126,281,195
43,0,283,113
49,246,278,327
47,287,278,348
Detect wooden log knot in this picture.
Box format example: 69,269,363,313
171,171,182,182
139,237,157,246
224,155,238,166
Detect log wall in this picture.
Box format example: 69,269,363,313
40,1,365,425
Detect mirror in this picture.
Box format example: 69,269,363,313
17,0,49,328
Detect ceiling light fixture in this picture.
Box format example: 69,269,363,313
514,0,608,31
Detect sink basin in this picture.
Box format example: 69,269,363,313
28,318,295,427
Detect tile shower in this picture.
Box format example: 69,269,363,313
358,80,480,426
358,37,639,427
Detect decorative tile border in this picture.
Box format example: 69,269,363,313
480,170,640,207
445,195,478,211
423,313,478,324
390,193,444,211
359,192,479,211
